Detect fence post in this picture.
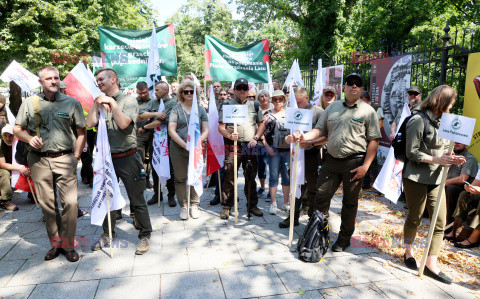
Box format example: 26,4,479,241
440,21,451,85
309,56,314,99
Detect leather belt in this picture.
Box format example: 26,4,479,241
111,148,137,159
327,152,366,161
34,150,72,158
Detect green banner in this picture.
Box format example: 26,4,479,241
96,25,177,88
204,35,270,83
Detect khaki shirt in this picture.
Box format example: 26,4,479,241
403,109,448,185
169,103,208,143
140,97,176,125
304,104,324,151
447,150,478,180
104,91,138,153
315,99,381,158
16,92,85,153
218,98,263,143
136,96,152,128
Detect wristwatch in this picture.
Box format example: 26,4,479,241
253,137,262,142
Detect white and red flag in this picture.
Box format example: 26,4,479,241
91,107,126,226
288,84,305,199
151,99,171,185
206,86,224,176
187,86,204,197
63,62,102,113
0,60,40,91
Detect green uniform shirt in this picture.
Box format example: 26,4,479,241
136,96,153,128
315,99,381,158
218,97,263,143
15,92,85,153
447,150,478,180
304,104,324,151
104,91,138,153
140,97,176,125
403,109,448,185
169,103,208,143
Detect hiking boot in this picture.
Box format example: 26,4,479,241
147,193,163,205
279,216,299,228
168,195,177,207
0,200,18,211
135,237,150,255
249,206,263,217
220,207,230,219
91,235,113,251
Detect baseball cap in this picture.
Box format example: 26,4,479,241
1,124,13,136
344,73,363,87
323,86,336,94
407,86,422,94
234,78,248,88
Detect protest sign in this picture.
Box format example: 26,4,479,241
222,105,248,123
285,107,313,132
438,113,476,145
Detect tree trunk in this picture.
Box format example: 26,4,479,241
9,81,22,117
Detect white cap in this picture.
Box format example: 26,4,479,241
1,124,14,135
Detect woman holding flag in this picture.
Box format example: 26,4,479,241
168,80,209,220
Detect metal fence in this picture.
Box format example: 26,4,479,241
273,23,479,114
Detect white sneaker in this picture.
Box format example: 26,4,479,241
282,203,290,212
180,207,188,220
269,202,277,215
191,205,200,219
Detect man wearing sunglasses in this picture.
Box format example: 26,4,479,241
288,73,381,252
218,78,266,219
390,86,422,141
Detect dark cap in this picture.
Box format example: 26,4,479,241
0,95,6,105
344,73,363,86
234,78,248,88
407,86,422,94
323,86,336,94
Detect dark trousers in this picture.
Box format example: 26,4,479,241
363,155,379,188
214,167,225,199
300,148,321,216
102,152,152,239
312,154,364,239
137,131,153,177
445,184,465,223
150,139,175,197
222,144,259,209
80,129,96,182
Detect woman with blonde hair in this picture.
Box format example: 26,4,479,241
168,80,209,220
402,85,465,284
320,86,336,109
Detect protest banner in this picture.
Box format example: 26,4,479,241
418,113,476,277
285,108,313,132
320,64,344,103
96,25,177,88
462,52,480,161
204,35,270,83
0,60,40,91
146,25,162,97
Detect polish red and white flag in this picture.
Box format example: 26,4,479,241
63,62,101,113
206,86,224,176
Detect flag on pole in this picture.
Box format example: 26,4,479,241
373,103,411,203
91,107,126,226
266,61,274,97
146,24,162,97
311,59,324,106
187,86,204,197
0,60,40,91
206,86,225,176
289,85,305,198
284,59,304,88
63,62,102,113
151,99,171,185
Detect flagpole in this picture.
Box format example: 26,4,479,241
26,180,39,208
106,190,114,258
158,182,161,208
186,185,190,220
234,123,238,224
288,131,300,247
217,170,222,204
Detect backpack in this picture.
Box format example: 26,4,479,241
297,210,330,263
15,95,42,166
391,110,430,162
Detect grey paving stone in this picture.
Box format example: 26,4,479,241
206,226,257,246
261,290,323,298
28,280,99,299
374,276,450,298
187,245,244,271
272,261,344,292
75,219,99,237
0,285,36,298
0,260,26,287
161,270,225,299
0,207,43,223
132,247,189,276
162,228,211,248
1,222,46,239
235,240,298,266
0,238,19,260
220,264,288,299
95,275,160,299
1,237,52,261
321,283,386,298
150,215,185,232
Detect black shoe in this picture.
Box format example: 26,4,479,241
279,216,299,228
115,211,122,221
403,254,418,270
249,206,263,217
147,193,159,205
82,177,89,185
424,266,452,284
168,195,177,207
257,188,265,197
210,196,220,206
454,239,480,249
88,180,93,188
332,238,351,252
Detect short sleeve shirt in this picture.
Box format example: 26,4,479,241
136,96,152,128
15,92,86,153
103,91,138,153
169,103,208,143
218,98,263,143
447,150,478,180
0,140,12,165
304,104,324,151
315,99,381,158
140,97,176,125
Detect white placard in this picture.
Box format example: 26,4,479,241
222,105,248,123
438,113,476,145
285,107,313,132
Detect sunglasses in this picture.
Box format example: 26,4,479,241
346,80,363,87
272,97,284,102
182,90,194,95
235,86,249,91
247,95,256,99
408,91,419,96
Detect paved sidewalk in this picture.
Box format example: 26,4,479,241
0,168,479,298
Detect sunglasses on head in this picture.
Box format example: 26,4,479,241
408,91,419,96
235,86,249,91
346,80,362,87
182,90,194,95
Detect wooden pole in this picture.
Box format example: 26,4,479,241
158,182,161,208
187,185,190,220
26,179,39,208
418,140,454,277
217,170,223,203
106,190,114,258
234,123,238,224
288,131,300,247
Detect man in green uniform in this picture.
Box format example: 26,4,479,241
218,78,266,219
87,68,152,255
14,65,86,262
138,81,177,207
135,81,153,189
292,73,381,252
